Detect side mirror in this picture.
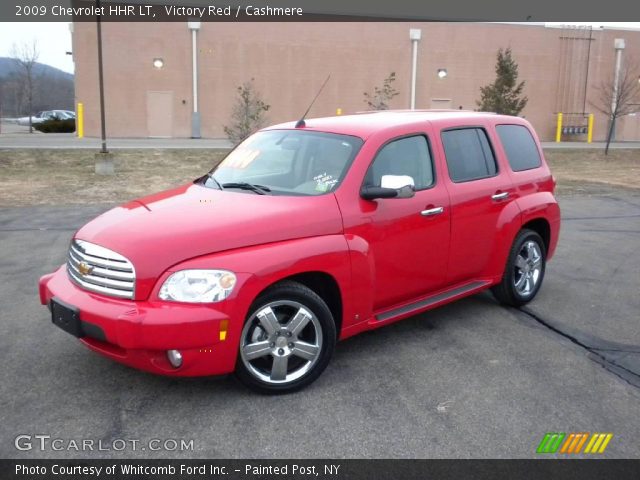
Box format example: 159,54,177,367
381,175,415,190
360,186,399,200
360,175,416,200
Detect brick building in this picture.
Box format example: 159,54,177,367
71,22,640,141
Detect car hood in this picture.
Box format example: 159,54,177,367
75,183,343,300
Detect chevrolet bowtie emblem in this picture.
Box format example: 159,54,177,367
78,262,94,276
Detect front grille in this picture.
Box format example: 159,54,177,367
67,239,135,299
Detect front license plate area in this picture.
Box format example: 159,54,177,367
51,298,84,338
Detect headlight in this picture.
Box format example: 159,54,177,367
159,270,237,303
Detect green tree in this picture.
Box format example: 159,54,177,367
364,72,400,110
224,79,270,145
477,48,528,115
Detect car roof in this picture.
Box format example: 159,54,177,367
265,110,527,139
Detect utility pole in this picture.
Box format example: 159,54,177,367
610,38,626,142
96,0,108,153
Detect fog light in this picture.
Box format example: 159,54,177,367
166,350,183,368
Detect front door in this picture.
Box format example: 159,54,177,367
343,134,451,311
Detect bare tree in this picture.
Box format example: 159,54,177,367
11,40,39,133
224,79,270,145
591,60,640,155
363,72,400,110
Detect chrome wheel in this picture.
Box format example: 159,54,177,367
513,240,542,296
240,300,323,385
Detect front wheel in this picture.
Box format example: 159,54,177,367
492,229,546,307
235,281,336,394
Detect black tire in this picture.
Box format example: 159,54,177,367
235,281,336,394
491,229,546,307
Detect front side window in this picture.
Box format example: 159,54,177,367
364,135,434,190
441,128,497,183
203,130,363,196
496,124,542,172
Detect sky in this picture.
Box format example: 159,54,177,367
0,21,639,75
0,22,74,73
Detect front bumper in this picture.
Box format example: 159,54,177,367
39,266,246,377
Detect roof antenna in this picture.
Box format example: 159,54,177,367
295,74,331,128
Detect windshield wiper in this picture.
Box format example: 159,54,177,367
221,182,272,195
206,173,224,190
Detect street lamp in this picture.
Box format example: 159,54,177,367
437,68,448,79
188,21,201,138
153,58,164,69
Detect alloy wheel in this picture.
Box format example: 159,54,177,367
513,240,543,296
240,300,323,384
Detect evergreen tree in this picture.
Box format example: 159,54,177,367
477,48,528,115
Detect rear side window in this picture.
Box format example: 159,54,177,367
496,124,542,172
441,128,497,183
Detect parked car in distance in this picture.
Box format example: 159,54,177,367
17,110,75,126
39,111,560,393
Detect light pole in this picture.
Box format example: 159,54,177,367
409,28,422,110
188,21,201,138
96,0,108,153
611,38,625,142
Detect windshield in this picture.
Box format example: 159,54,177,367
202,130,363,196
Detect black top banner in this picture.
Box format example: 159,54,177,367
3,459,640,480
3,0,640,22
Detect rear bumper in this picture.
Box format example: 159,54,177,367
39,266,246,377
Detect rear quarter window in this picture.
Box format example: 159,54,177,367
496,124,542,172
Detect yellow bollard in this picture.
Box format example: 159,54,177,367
587,113,594,143
336,108,342,116
77,102,84,138
555,112,563,143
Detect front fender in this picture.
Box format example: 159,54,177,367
151,235,354,338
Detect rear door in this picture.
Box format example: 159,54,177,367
437,124,515,285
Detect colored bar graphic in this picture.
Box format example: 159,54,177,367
537,433,565,453
598,434,613,453
560,434,575,453
584,433,599,453
536,433,553,453
574,433,589,453
540,433,613,454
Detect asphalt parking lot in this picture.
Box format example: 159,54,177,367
1,191,639,459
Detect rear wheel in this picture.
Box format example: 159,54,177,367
235,281,336,394
492,229,546,307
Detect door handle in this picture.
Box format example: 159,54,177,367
420,206,444,216
491,192,509,201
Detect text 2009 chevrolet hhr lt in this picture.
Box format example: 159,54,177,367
40,111,560,393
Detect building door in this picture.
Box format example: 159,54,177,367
620,113,640,141
146,91,173,138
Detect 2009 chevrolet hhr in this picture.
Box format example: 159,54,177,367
40,111,560,393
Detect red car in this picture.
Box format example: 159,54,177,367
40,111,560,393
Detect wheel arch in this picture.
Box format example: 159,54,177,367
254,271,343,336
521,217,551,255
